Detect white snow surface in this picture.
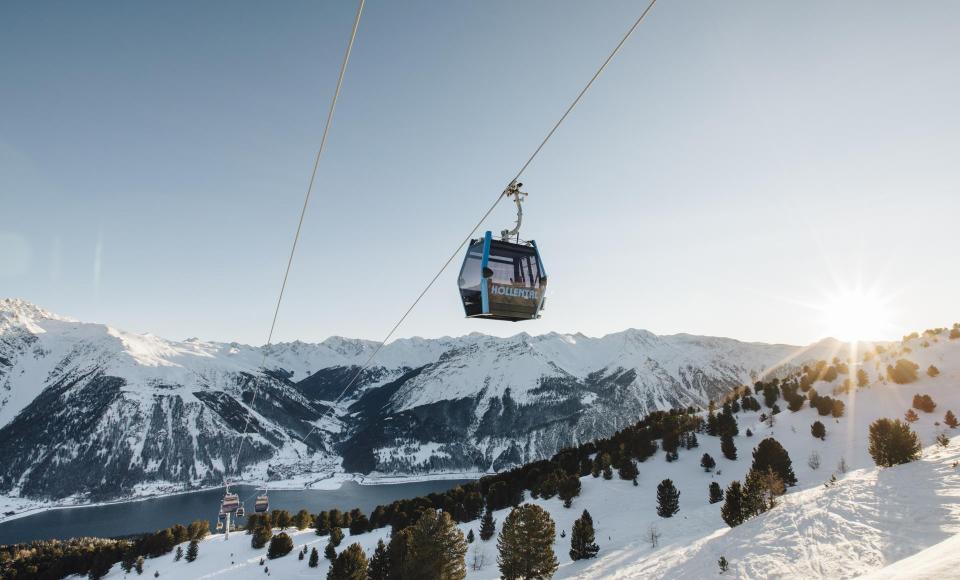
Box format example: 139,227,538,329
76,327,960,579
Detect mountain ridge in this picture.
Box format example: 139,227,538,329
0,299,856,502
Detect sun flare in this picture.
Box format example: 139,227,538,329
817,287,893,342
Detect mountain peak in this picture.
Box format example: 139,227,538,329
0,298,75,323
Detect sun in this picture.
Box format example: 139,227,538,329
817,287,893,342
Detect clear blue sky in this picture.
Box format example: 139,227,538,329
2,0,958,346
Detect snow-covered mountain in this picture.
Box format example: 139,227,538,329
0,298,849,502
80,318,960,579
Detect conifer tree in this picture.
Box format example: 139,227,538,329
721,434,737,460
293,509,313,530
868,418,922,467
497,504,558,580
904,409,919,423
330,527,345,547
367,539,389,580
700,453,716,472
315,511,332,536
309,546,320,568
743,467,785,515
945,410,959,429
252,525,272,549
479,508,496,541
327,543,368,580
407,509,468,580
656,479,680,518
720,481,745,527
569,510,599,561
558,474,582,507
618,459,639,482
709,482,723,504
387,528,414,579
467,529,475,543
121,547,137,572
185,540,199,563
811,421,826,440
750,438,797,486
267,532,293,559
602,464,614,480
174,545,183,561
718,556,729,573
135,556,144,575
325,540,338,561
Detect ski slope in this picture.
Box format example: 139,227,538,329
83,330,960,579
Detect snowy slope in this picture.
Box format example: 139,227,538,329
82,326,960,579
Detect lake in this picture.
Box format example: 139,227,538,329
0,479,473,545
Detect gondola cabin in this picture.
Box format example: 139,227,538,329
254,495,270,513
220,492,240,515
458,231,546,321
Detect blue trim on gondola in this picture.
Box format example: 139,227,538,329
480,231,492,314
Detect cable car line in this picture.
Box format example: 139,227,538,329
228,0,366,500
296,0,660,444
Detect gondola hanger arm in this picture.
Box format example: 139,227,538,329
500,181,527,242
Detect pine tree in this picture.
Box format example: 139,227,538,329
466,529,475,543
904,409,919,423
325,541,338,561
569,510,599,561
718,555,729,573
946,410,959,429
293,509,313,530
811,421,826,440
743,467,785,515
720,481,746,527
185,540,199,563
618,459,639,482
135,556,145,575
750,438,797,486
121,547,137,573
479,508,496,541
407,509,468,580
327,543,368,580
387,528,414,579
309,546,320,568
330,527,345,547
868,418,922,467
367,539,389,580
721,434,737,460
497,504,559,580
558,473,582,507
174,545,183,561
709,482,723,504
700,453,716,472
252,525,272,549
656,479,680,518
602,464,614,480
315,511,332,536
267,532,293,559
